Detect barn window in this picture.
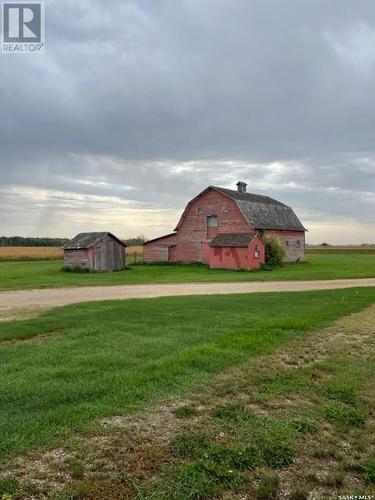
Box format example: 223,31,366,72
196,207,203,215
285,240,289,247
296,240,301,248
254,245,259,258
222,205,229,213
207,215,218,228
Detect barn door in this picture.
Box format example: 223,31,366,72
168,245,176,262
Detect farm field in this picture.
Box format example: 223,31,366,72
307,245,375,254
0,246,143,262
0,246,63,261
0,253,374,291
0,288,374,498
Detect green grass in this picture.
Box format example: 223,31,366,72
359,456,375,483
256,474,280,500
324,402,366,427
307,247,375,254
0,476,20,496
289,486,309,500
0,288,375,461
135,312,375,499
0,253,375,291
172,405,200,418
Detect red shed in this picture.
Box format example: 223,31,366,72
204,232,265,270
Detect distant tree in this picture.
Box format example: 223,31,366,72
122,235,149,246
321,242,330,247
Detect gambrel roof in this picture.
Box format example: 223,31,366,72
175,186,306,232
213,186,306,231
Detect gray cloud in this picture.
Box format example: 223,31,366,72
0,0,374,242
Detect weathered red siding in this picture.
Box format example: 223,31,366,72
144,233,177,263
144,187,305,266
176,189,252,262
203,235,265,270
265,230,305,262
64,249,90,269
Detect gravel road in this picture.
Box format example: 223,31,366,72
1,278,375,313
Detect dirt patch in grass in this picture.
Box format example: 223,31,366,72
0,306,46,322
0,331,60,348
2,305,375,499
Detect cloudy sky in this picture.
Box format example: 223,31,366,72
1,0,375,243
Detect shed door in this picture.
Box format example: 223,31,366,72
94,246,102,270
93,242,108,271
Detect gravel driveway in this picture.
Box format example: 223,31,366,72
1,278,375,314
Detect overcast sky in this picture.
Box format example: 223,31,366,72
1,0,375,243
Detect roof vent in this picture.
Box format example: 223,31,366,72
236,181,247,193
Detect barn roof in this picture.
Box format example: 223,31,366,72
143,233,177,245
210,232,258,247
64,232,126,250
212,186,306,232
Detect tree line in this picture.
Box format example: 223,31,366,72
122,235,148,246
0,236,69,247
0,235,149,247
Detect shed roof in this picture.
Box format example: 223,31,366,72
212,187,306,232
64,232,126,250
210,232,258,247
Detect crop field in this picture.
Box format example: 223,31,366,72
125,245,143,255
0,288,374,498
0,246,142,262
307,245,375,254
0,246,63,261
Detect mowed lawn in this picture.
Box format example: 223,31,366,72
0,253,375,291
1,288,375,461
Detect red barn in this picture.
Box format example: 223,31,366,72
144,182,306,270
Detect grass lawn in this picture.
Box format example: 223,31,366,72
1,288,375,465
0,253,374,291
1,289,375,499
132,306,375,500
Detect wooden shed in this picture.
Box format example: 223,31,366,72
63,232,126,271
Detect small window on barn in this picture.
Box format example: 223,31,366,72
196,207,203,215
285,240,289,247
254,245,259,258
222,205,229,213
296,240,301,248
207,215,218,228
